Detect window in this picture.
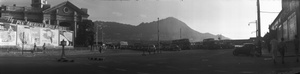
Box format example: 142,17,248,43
63,7,69,13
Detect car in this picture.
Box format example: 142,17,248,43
233,43,261,57
170,44,181,51
162,44,181,51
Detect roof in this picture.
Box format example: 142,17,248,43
43,1,89,16
269,10,283,29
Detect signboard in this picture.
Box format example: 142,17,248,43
60,31,73,46
16,25,32,49
31,27,41,46
40,28,59,46
0,17,69,31
0,24,17,45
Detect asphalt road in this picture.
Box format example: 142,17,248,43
1,49,300,74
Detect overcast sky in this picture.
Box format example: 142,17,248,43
0,0,281,39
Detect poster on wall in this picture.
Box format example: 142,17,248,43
0,24,17,45
59,31,73,46
30,27,41,46
17,25,33,49
40,28,59,46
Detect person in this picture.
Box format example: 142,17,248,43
43,43,46,54
32,43,37,53
270,38,279,64
278,38,287,64
294,35,299,62
99,45,102,53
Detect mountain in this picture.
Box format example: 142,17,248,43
94,17,229,42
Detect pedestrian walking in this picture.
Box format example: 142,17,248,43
43,43,46,54
99,45,102,53
32,43,37,53
270,38,279,64
294,35,299,62
278,38,287,64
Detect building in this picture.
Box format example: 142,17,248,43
0,0,89,49
269,0,298,41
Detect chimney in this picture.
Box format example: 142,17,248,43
81,8,88,14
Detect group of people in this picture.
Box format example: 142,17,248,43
270,35,299,64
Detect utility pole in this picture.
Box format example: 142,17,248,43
96,23,99,50
157,18,160,53
257,0,262,54
257,0,261,38
101,26,104,45
180,28,181,39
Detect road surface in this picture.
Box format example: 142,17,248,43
0,49,300,74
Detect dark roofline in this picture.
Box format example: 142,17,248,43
269,10,283,29
43,1,89,16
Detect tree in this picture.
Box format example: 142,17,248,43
75,19,95,46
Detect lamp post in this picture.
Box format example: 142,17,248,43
61,39,66,59
57,39,74,62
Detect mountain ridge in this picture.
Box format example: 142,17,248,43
94,17,229,42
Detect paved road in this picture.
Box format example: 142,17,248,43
1,49,300,74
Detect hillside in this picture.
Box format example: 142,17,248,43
94,17,229,42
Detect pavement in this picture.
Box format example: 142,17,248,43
1,47,300,74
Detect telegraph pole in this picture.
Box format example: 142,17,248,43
157,18,160,53
257,0,261,38
96,23,99,50
180,28,181,39
101,26,104,44
257,0,262,54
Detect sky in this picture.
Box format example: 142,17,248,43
0,0,282,39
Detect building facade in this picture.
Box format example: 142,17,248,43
269,0,299,41
0,0,89,49
0,0,89,30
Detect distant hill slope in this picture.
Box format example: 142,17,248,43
94,17,229,42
